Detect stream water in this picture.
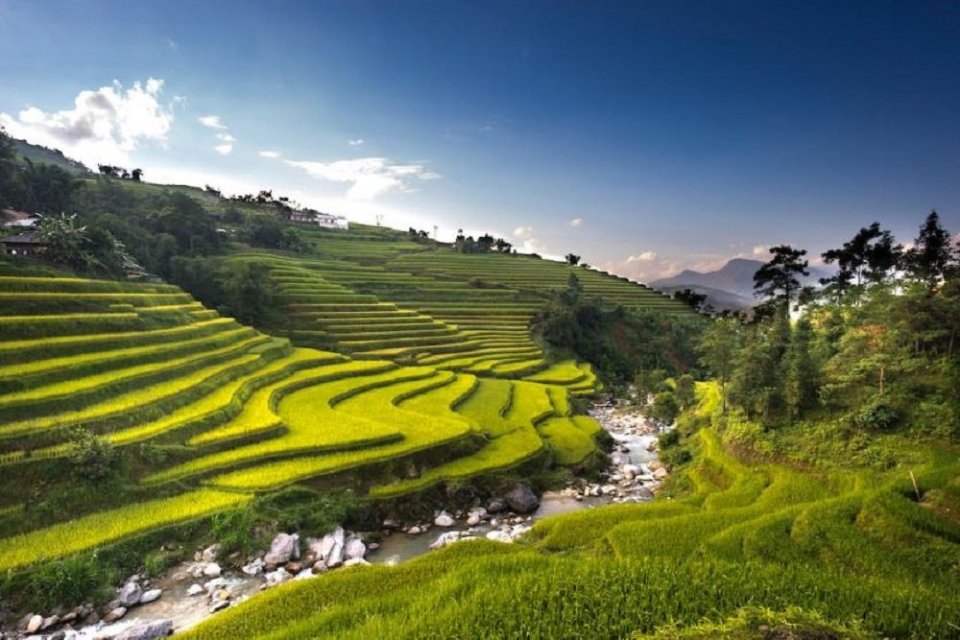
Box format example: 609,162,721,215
42,400,661,640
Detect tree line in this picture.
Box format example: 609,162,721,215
699,212,960,436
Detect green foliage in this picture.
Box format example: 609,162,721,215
28,551,116,610
753,245,809,308
533,274,704,383
257,488,358,537
675,374,697,410
65,427,119,481
853,401,899,431
210,503,258,556
650,391,680,425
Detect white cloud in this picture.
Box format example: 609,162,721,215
348,139,364,146
259,150,281,158
284,157,440,200
752,245,770,257
569,217,583,228
198,115,227,130
507,225,551,255
197,115,237,154
627,251,657,263
520,238,547,254
0,77,173,167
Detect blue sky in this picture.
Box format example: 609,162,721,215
1,0,958,281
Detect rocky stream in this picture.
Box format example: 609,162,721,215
4,398,670,640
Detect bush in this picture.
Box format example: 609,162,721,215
854,401,899,431
660,447,692,469
658,429,680,449
29,551,116,610
650,392,680,426
256,488,359,537
210,504,257,556
66,427,119,481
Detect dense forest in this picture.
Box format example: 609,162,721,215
694,214,960,452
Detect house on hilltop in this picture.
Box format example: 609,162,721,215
1,232,47,257
289,209,348,229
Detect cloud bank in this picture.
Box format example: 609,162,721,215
284,157,440,200
0,77,173,167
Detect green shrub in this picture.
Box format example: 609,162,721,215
211,504,258,556
66,427,119,481
29,551,116,610
854,401,899,431
661,446,692,468
650,391,680,425
257,488,359,537
658,429,680,449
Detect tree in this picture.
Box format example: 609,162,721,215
20,160,81,214
565,253,581,266
38,213,94,271
634,368,667,401
675,374,697,410
219,261,276,326
820,223,901,302
650,391,680,425
477,233,495,252
783,316,819,419
904,211,957,288
0,127,25,208
131,168,143,182
753,245,809,311
66,427,119,481
674,288,707,312
698,317,741,413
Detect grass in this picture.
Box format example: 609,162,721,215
0,325,257,393
0,317,238,365
0,489,251,572
207,371,478,492
179,382,960,640
0,340,285,437
144,365,439,484
537,417,598,465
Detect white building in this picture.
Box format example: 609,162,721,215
290,210,349,229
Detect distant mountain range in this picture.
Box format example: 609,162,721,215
650,258,831,311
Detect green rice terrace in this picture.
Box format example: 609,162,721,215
181,385,960,640
0,266,607,572
0,202,958,639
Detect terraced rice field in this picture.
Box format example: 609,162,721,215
224,252,555,378
0,270,603,567
225,225,692,383
391,250,693,315
181,384,960,640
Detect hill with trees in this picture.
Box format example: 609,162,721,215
1,129,958,638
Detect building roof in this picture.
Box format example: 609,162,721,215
1,232,46,245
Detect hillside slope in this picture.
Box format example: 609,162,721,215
181,385,960,639
0,267,603,579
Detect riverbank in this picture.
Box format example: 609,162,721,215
7,399,666,640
